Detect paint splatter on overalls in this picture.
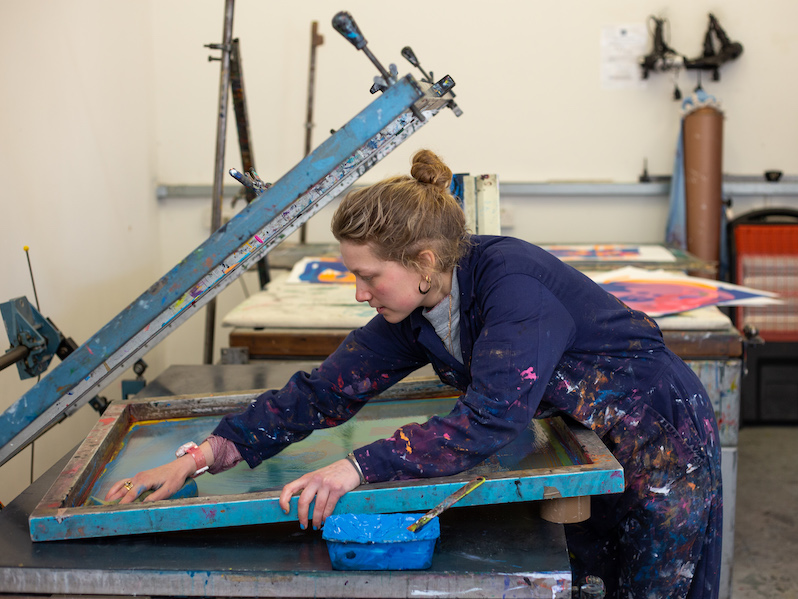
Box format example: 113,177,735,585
563,355,722,598
214,236,722,598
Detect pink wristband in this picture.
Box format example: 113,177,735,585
176,442,209,477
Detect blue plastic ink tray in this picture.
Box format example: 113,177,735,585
322,513,440,571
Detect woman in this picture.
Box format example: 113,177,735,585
107,149,722,598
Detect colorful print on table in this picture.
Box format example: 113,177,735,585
591,266,781,317
541,244,677,263
287,257,355,284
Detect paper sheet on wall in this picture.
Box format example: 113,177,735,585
600,24,648,89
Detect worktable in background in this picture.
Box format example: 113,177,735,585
224,245,742,449
225,243,732,365
0,362,574,599
225,245,740,442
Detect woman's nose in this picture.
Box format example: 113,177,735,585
355,283,371,303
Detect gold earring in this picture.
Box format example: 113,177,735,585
418,275,431,295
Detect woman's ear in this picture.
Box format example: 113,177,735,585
416,249,438,272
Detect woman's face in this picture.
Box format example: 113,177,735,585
340,241,429,324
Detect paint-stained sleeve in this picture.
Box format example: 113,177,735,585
211,315,429,468
354,272,576,482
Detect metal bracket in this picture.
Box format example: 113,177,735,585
0,297,62,380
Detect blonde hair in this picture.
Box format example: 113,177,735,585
331,149,470,277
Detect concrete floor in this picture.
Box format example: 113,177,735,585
732,426,798,598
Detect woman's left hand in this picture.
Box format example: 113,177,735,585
279,458,361,530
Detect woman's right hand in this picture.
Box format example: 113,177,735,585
104,456,196,504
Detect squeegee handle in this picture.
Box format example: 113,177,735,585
332,12,366,50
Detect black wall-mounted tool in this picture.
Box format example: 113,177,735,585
684,13,744,81
640,13,743,99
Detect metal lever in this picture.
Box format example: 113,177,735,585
402,46,462,117
332,11,393,84
333,10,396,86
229,168,271,196
332,11,424,122
401,46,432,83
331,11,366,49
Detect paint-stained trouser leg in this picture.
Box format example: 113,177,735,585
566,397,723,598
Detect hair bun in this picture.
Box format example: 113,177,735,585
410,149,452,189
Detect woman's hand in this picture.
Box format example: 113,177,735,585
279,459,361,530
104,456,197,504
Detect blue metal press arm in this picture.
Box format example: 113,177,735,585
0,74,458,467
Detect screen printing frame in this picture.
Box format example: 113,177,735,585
29,379,623,542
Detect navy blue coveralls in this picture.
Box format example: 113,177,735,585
214,235,723,598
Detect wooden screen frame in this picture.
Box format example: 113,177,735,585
29,379,623,542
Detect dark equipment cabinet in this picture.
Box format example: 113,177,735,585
729,208,798,423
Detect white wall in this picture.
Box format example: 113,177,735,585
0,2,161,504
1,0,797,505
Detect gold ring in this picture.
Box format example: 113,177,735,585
123,480,133,491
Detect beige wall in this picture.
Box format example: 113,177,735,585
151,0,798,183
0,3,160,503
1,0,797,505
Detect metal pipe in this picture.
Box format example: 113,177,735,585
204,0,236,365
230,39,254,181
304,22,323,158
230,37,270,289
0,345,29,373
156,179,798,201
300,21,324,244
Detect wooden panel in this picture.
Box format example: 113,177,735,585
662,327,743,358
231,326,744,360
230,328,346,358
